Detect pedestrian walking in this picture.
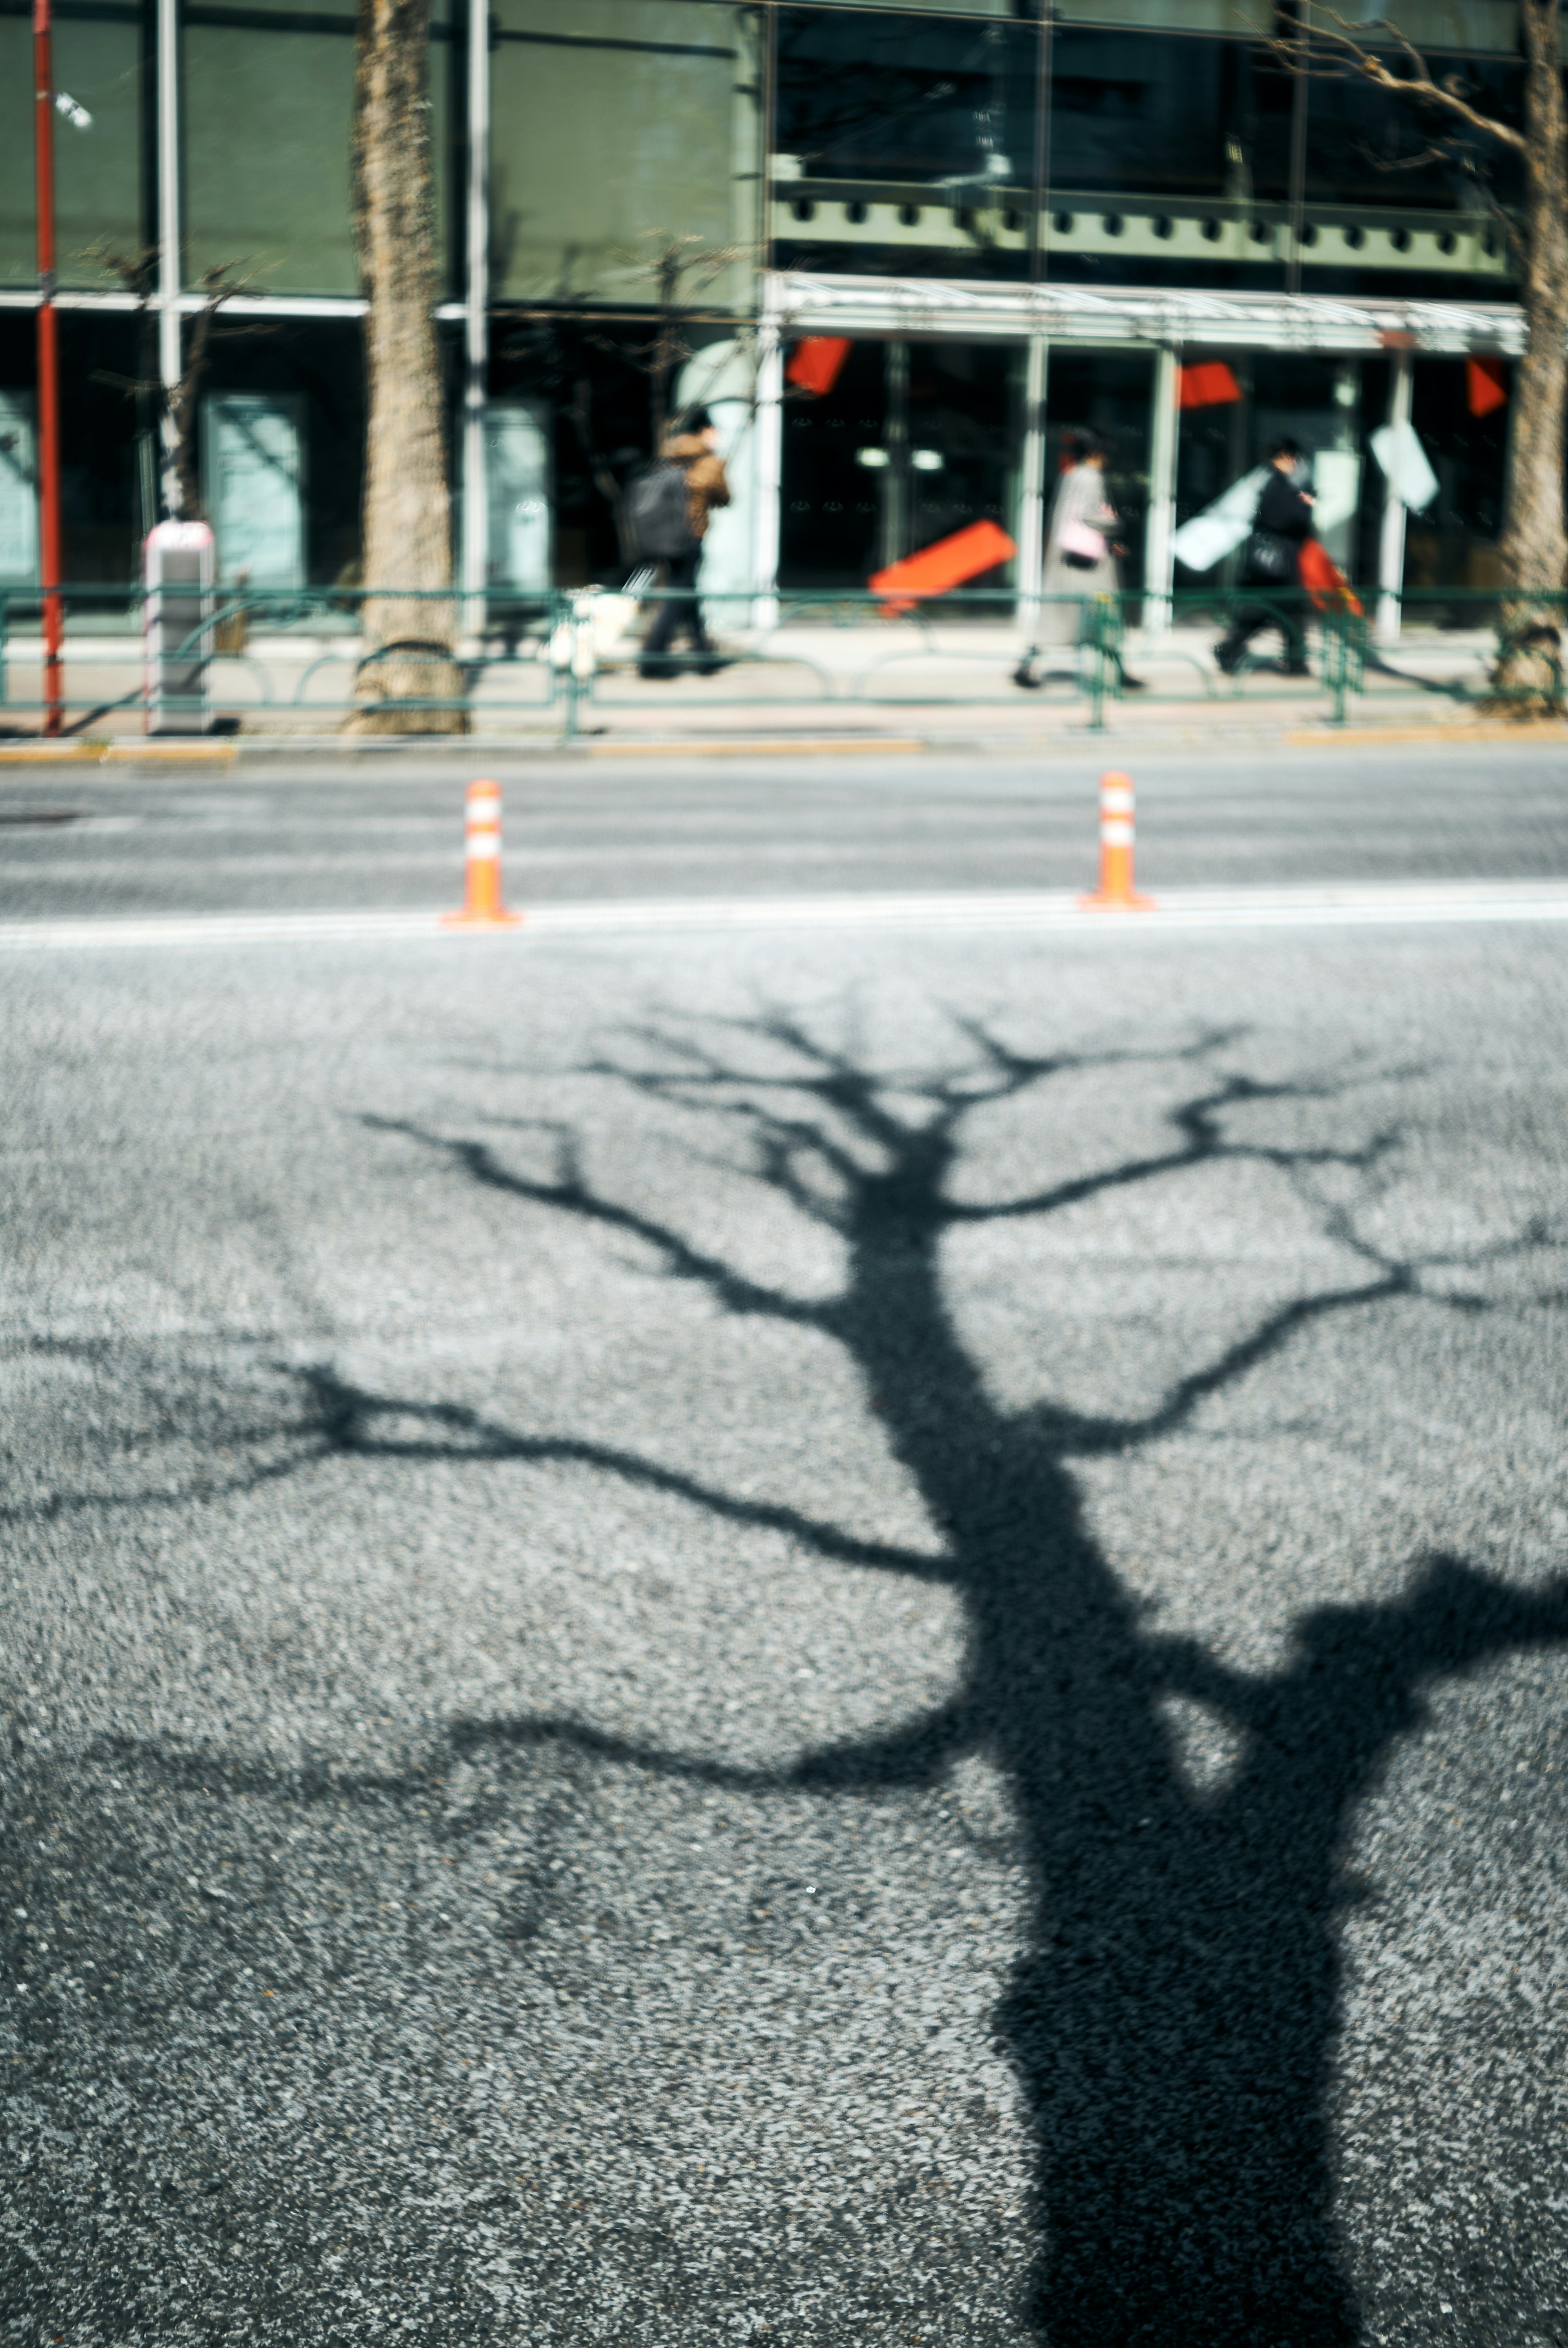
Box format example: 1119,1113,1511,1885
1015,429,1144,691
634,407,732,678
1214,436,1316,677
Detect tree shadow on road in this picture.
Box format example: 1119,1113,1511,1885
309,1012,1568,2345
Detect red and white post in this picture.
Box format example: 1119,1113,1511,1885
442,779,521,927
1079,769,1154,911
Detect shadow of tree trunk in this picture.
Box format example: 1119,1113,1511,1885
324,1013,1568,2342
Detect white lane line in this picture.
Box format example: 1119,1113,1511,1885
2,882,1568,952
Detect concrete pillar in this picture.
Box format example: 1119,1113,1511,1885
1376,349,1413,647
752,301,784,630
1015,333,1048,631
156,0,182,513
1143,344,1179,638
1316,357,1362,574
676,339,759,639
878,340,909,571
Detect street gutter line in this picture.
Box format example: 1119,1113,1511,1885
3,881,1568,951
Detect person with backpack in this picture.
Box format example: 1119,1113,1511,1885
630,407,731,678
1213,436,1316,677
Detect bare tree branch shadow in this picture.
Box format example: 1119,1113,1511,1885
350,1014,1568,2343
14,1015,1562,2341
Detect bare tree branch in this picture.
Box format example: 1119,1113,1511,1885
1267,9,1528,156
89,249,253,517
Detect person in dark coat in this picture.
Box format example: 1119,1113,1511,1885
639,406,731,678
1214,436,1316,676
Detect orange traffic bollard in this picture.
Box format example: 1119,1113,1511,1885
1079,769,1154,911
442,779,521,927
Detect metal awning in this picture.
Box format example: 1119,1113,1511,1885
765,269,1527,356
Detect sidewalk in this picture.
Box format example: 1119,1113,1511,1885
0,618,1552,755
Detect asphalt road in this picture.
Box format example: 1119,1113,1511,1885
2,747,1567,2347
0,738,1564,918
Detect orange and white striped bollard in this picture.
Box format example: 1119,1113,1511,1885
442,779,521,928
1079,769,1154,910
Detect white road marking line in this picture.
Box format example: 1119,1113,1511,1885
2,882,1568,952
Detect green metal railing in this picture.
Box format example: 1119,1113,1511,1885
0,582,1561,740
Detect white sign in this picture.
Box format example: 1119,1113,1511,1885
1172,466,1270,575
484,402,551,593
0,395,38,588
202,395,306,589
1370,420,1440,515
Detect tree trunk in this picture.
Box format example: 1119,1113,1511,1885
350,0,466,734
1493,0,1568,711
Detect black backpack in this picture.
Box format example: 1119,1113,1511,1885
626,459,697,562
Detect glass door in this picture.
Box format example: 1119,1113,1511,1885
779,337,1026,602
1042,348,1156,595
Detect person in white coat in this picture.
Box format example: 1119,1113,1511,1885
1014,431,1144,689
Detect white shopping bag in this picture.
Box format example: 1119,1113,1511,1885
550,586,644,677
585,591,640,658
1172,466,1271,573
1370,421,1439,514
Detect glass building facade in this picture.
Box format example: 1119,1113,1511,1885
0,0,1541,611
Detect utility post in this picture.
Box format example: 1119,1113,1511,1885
459,0,489,632
156,0,183,514
1143,344,1179,641
32,0,64,735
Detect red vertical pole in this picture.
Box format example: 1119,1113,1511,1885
33,0,64,736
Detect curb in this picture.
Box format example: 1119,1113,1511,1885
0,720,1562,764
0,740,237,765
0,734,931,763
1283,719,1568,747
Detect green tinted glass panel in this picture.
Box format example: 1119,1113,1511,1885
0,8,143,289
0,391,39,581
1051,0,1252,24
1050,0,1520,49
780,0,1017,14
797,0,1532,55
1383,0,1519,50
491,0,756,307
0,18,29,285
58,14,145,280
776,11,1038,191
185,0,453,297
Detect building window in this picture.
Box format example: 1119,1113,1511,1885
0,1,143,290
185,0,456,297
491,1,755,311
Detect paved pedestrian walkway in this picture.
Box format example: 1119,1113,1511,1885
0,618,1532,751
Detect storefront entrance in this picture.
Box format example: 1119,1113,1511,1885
1042,348,1156,598
765,272,1525,637
780,338,1025,597
777,335,1158,609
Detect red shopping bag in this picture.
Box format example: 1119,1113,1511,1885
1298,537,1363,616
